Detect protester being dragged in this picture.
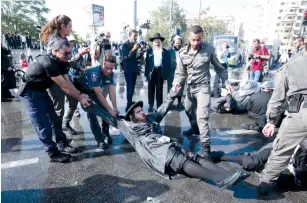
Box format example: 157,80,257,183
82,85,245,189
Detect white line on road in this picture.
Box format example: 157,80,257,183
1,157,39,169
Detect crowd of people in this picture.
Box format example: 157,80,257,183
2,13,307,196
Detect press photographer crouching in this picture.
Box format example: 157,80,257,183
18,38,90,163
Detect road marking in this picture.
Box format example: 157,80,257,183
215,129,259,135
1,157,39,169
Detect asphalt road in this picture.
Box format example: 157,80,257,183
2,69,306,203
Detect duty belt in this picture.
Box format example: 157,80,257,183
188,81,210,88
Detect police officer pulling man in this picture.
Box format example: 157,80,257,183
258,42,307,195
172,25,232,159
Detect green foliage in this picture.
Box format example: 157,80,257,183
1,0,49,41
145,0,187,48
199,16,232,43
71,31,85,44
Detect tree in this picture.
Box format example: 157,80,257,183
71,31,85,45
1,0,49,41
199,16,232,43
145,0,187,47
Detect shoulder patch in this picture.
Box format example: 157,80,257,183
91,72,99,82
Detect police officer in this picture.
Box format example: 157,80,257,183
78,52,119,149
258,43,307,195
172,25,232,158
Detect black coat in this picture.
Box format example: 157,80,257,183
85,93,181,179
1,47,16,90
145,48,170,80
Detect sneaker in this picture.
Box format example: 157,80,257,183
258,182,276,195
216,170,242,189
97,142,108,150
183,127,200,136
62,124,77,135
48,149,71,163
58,144,77,154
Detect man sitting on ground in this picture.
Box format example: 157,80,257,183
82,87,246,189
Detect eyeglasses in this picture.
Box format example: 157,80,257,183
59,49,71,57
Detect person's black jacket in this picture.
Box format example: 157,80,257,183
1,47,16,90
247,91,272,119
1,47,12,71
145,48,170,81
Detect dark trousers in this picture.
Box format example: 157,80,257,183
28,55,33,63
148,68,163,108
124,70,138,106
19,90,68,152
87,95,109,143
1,71,16,98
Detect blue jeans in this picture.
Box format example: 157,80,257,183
250,70,262,82
19,90,68,152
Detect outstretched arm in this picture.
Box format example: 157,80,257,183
152,86,182,123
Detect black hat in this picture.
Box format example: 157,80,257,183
149,33,165,42
124,101,144,121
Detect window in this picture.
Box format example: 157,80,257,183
276,23,280,26
292,2,296,5
302,1,307,6
288,16,293,19
279,9,283,12
278,16,281,19
298,16,302,20
281,2,285,5
299,9,304,13
287,23,292,26
296,23,301,27
285,30,289,33
284,37,288,39
290,9,294,12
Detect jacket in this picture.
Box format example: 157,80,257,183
168,48,177,73
145,48,170,80
85,91,182,179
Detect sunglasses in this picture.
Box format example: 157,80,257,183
59,49,71,57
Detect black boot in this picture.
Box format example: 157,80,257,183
183,126,200,136
62,124,77,135
48,148,71,163
201,143,211,159
258,182,276,195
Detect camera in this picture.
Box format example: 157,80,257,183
95,32,108,46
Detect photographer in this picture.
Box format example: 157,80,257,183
91,31,111,66
122,29,139,111
249,39,270,82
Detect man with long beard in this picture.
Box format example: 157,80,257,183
145,33,170,112
168,35,184,110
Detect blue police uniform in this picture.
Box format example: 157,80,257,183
79,66,115,145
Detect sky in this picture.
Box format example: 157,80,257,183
45,0,253,41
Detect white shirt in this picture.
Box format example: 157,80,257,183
217,49,229,64
153,49,162,67
21,35,27,42
279,53,289,63
175,50,180,65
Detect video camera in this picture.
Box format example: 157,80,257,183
95,32,109,46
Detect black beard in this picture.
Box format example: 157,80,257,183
174,46,181,51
